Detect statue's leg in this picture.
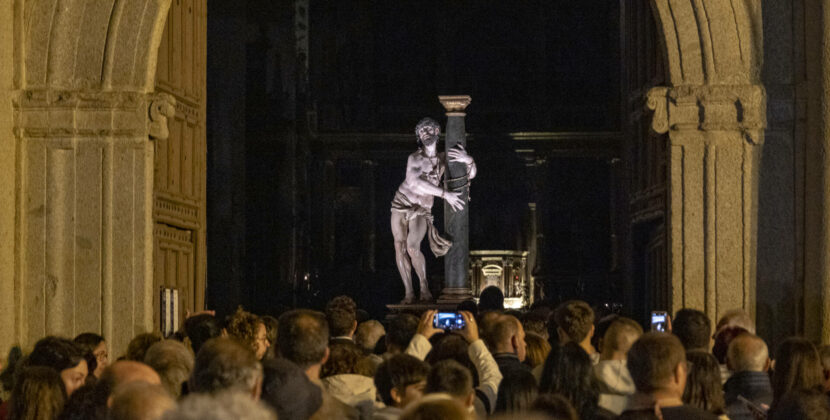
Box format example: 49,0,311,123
407,216,432,301
391,211,414,303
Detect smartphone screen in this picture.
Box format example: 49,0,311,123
651,311,668,332
433,312,466,330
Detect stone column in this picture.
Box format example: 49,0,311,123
647,85,765,322
439,95,473,303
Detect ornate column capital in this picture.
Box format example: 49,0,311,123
439,95,472,116
646,85,766,144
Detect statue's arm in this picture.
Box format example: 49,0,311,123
447,146,476,180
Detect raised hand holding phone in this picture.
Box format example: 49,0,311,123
457,311,479,343
417,309,443,340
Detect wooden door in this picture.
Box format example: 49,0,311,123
153,0,207,332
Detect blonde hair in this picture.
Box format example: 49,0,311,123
524,332,551,369
602,317,643,358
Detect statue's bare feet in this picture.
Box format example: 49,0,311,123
419,289,433,302
400,294,415,305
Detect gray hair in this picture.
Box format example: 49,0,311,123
355,320,386,354
144,339,195,397
189,338,263,395
727,333,769,372
160,391,276,420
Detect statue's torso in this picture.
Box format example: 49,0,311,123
396,150,445,209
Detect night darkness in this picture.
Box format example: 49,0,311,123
206,1,623,320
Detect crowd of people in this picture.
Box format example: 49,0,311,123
0,286,829,420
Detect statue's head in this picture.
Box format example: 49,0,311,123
415,117,440,148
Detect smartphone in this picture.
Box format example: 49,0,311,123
737,395,768,419
650,311,668,332
433,312,466,330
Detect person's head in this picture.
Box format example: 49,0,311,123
554,300,595,346
769,388,830,420
682,351,726,415
326,295,358,338
627,332,688,398
107,381,175,420
424,334,479,387
260,358,323,420
27,336,89,396
712,326,748,365
726,332,769,373
277,310,330,371
414,117,441,148
593,314,620,354
457,299,478,318
98,360,162,403
184,314,222,355
188,337,263,399
260,315,279,359
539,342,598,417
9,366,67,420
715,308,755,334
494,370,538,414
354,320,385,354
320,340,365,378
160,391,277,420
520,311,549,340
126,333,162,363
672,309,711,351
143,339,195,397
530,393,579,420
59,382,108,420
478,286,505,312
386,314,419,354
399,394,470,420
600,317,643,361
488,315,527,361
524,332,551,369
772,337,824,406
425,360,475,408
226,307,269,361
74,333,108,379
375,354,430,409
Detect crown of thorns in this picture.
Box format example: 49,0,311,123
414,117,440,136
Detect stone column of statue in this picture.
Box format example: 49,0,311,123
390,117,477,304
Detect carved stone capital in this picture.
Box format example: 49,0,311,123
646,85,766,144
148,93,177,141
439,95,472,116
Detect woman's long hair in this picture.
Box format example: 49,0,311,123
9,366,67,420
682,351,726,415
539,342,600,418
495,371,538,414
772,337,824,408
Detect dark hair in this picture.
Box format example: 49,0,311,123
325,296,357,337
457,299,478,318
478,286,505,312
386,314,419,353
554,300,595,343
278,309,329,368
73,333,105,351
9,366,67,420
530,393,579,420
521,311,549,339
425,359,472,399
57,383,107,420
712,326,748,364
184,314,222,355
672,309,711,350
627,332,686,393
225,307,263,354
27,336,87,372
593,314,620,353
261,358,323,420
424,334,478,387
321,340,365,378
494,370,538,414
0,346,23,392
188,337,262,394
770,388,830,420
682,351,726,415
539,342,599,418
125,333,162,362
374,354,430,406
399,397,468,420
772,337,824,408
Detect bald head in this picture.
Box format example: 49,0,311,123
727,333,769,372
101,361,162,392
108,381,175,420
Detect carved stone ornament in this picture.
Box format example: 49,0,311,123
646,85,766,143
439,95,472,116
148,93,177,141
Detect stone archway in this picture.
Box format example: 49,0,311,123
0,0,174,355
646,0,765,324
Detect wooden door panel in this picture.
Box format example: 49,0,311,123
152,0,206,331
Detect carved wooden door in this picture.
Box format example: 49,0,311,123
152,0,207,331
